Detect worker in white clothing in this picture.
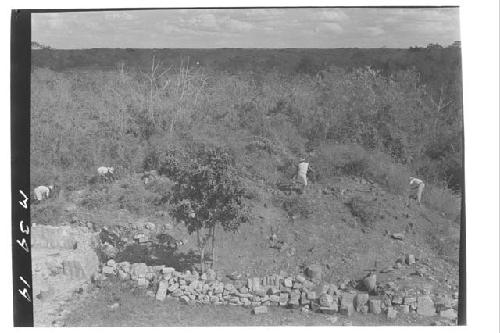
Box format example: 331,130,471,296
409,177,425,205
297,158,310,187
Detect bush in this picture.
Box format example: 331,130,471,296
116,185,159,215
422,185,461,220
312,144,371,180
239,152,282,186
269,115,307,156
143,134,188,172
365,151,411,195
102,176,161,215
312,143,411,194
31,200,64,225
145,176,175,206
277,158,298,181
281,195,314,219
245,137,278,155
80,188,110,210
342,158,371,178
238,179,262,201
30,164,60,189
348,196,380,230
424,220,459,263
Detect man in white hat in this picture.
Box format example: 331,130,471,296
408,177,425,205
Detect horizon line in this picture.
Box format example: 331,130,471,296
32,45,461,51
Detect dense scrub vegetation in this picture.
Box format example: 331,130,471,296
31,47,462,218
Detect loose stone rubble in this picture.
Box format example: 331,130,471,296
32,225,100,326
33,221,459,326
95,259,458,322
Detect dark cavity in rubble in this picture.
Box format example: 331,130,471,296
97,228,201,272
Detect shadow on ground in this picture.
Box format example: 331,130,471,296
115,244,200,271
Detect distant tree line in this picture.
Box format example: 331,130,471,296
31,41,52,50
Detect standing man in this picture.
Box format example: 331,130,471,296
297,158,310,187
409,177,425,205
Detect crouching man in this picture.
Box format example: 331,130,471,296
97,166,115,182
34,185,54,202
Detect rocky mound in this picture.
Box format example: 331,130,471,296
32,225,100,326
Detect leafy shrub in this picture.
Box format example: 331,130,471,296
145,176,175,206
424,221,459,263
313,144,370,179
348,196,380,230
116,186,160,215
31,201,64,225
30,164,60,189
313,143,411,194
78,174,163,215
245,137,278,155
142,134,187,172
239,152,282,186
237,178,262,201
281,195,314,219
157,146,191,180
422,185,461,220
277,158,298,180
80,188,110,210
102,176,162,215
365,152,411,195
269,115,307,156
342,158,371,178
237,101,266,134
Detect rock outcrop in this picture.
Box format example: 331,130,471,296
32,225,99,326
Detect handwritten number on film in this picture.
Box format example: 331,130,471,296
16,221,29,253
19,190,28,209
19,276,31,302
17,190,31,302
17,191,30,253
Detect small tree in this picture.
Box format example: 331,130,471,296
166,146,249,273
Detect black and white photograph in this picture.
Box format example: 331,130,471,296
7,2,497,328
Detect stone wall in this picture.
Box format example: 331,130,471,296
97,260,458,321
32,225,100,326
31,222,458,325
32,224,98,250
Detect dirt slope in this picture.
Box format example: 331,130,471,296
34,171,459,289
33,171,460,326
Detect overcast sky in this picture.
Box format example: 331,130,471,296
32,8,460,49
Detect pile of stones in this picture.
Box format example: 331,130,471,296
95,222,184,260
32,224,100,326
95,260,458,321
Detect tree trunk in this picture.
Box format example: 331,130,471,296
169,117,175,137
200,245,205,274
196,229,204,274
211,225,216,269
324,121,330,141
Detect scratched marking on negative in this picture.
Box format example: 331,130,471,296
17,189,31,303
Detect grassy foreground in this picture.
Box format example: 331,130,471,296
62,281,441,327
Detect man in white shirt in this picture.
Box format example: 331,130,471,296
297,158,310,187
409,177,425,205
